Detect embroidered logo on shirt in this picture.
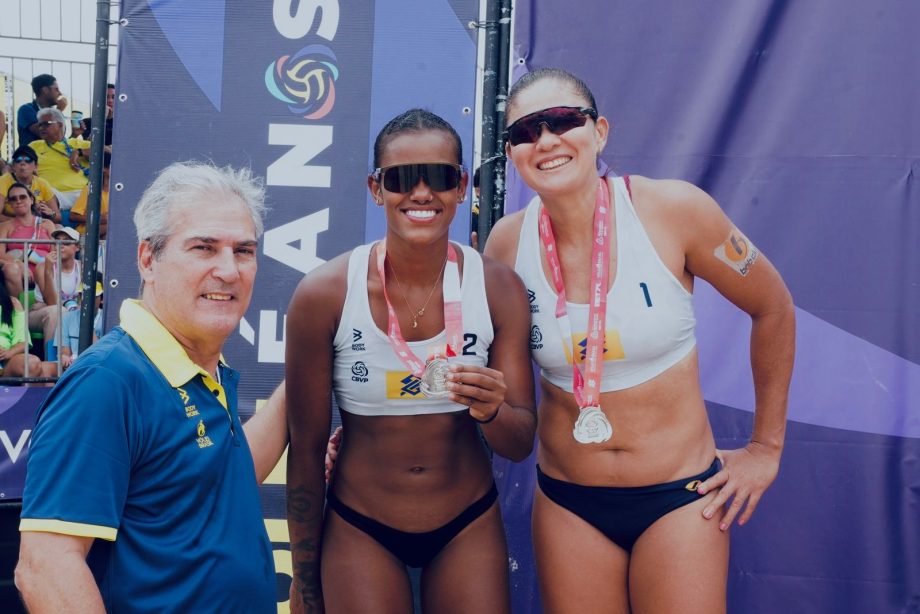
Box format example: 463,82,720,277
196,419,214,448
178,387,199,417
351,361,369,383
530,325,544,350
351,328,365,352
527,289,540,313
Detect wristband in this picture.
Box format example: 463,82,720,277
472,406,499,424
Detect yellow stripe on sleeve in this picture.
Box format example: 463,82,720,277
19,519,118,541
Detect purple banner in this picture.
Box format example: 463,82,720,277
497,1,920,612
0,389,47,500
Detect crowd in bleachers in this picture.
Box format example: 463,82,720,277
0,74,112,381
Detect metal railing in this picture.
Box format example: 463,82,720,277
0,236,86,385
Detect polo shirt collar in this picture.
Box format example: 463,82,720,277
119,299,225,388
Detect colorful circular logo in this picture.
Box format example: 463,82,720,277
265,45,339,120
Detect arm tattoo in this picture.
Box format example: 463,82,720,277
287,486,325,611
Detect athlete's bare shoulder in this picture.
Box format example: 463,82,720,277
483,209,527,267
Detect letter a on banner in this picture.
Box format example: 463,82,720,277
263,209,330,274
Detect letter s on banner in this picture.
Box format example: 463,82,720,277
273,0,340,41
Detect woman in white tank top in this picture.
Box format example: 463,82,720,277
285,110,536,613
485,68,795,613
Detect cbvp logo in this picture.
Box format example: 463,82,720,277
351,361,369,383
265,45,339,119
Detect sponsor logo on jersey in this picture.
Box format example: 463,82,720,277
178,386,199,417
562,330,626,365
351,328,365,351
385,372,427,399
530,325,544,350
351,361,369,383
527,289,540,313
196,419,214,448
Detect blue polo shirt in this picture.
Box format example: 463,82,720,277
21,299,276,613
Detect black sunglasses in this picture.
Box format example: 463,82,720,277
13,156,36,164
7,193,31,202
373,163,464,194
504,106,598,146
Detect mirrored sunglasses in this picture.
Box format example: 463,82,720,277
373,163,464,193
13,156,36,164
504,106,598,146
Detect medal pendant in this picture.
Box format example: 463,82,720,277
420,358,451,399
572,406,613,444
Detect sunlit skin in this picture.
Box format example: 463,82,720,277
138,197,258,376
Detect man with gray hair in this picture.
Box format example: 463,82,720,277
29,107,91,214
15,161,287,613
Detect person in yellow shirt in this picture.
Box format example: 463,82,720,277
70,152,110,238
29,108,90,213
0,145,61,222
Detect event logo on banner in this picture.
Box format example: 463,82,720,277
265,45,340,119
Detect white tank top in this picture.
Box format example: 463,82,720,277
332,242,494,416
514,176,696,392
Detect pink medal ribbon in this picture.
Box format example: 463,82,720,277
538,178,614,443
375,240,463,398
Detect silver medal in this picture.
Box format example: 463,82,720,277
573,406,613,444
420,358,451,398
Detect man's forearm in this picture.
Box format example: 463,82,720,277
243,382,288,483
17,546,104,613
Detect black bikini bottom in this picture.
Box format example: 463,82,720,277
326,482,498,568
537,459,720,552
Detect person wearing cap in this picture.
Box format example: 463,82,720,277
69,151,111,238
0,145,61,223
28,107,90,214
16,74,68,147
32,226,82,365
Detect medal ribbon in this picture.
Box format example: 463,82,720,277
538,178,611,408
375,240,463,377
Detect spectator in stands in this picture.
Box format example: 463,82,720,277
0,145,62,223
32,226,82,365
29,107,90,215
70,151,111,238
0,183,55,298
16,74,68,147
0,109,8,173
0,267,48,379
82,83,115,152
69,110,86,139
